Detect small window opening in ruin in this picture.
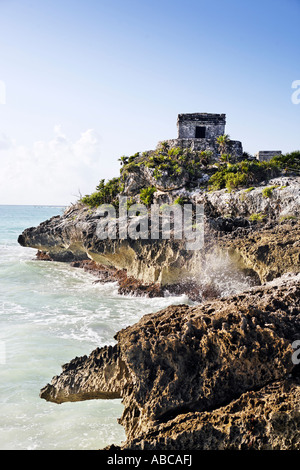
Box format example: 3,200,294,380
195,126,206,138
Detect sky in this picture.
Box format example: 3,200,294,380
0,0,299,205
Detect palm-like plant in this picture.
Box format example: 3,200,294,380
160,141,170,152
216,134,230,159
118,155,129,166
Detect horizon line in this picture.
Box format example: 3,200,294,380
0,204,67,207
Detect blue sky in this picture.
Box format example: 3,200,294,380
0,0,299,204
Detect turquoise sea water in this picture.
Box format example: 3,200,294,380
0,205,193,450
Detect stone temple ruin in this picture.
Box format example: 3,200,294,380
177,112,226,140
255,150,282,162
158,113,243,160
157,113,282,162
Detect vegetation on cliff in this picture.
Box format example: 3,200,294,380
271,151,300,172
80,177,122,208
80,148,300,208
209,161,274,192
140,145,213,182
80,145,213,207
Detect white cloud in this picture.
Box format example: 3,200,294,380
0,127,102,205
0,133,14,150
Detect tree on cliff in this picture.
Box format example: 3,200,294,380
216,134,230,160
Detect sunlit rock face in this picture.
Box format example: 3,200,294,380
40,273,300,450
18,176,300,298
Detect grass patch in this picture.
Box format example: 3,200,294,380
208,160,280,191
262,185,279,198
279,215,297,222
139,186,157,206
80,177,122,208
249,212,266,222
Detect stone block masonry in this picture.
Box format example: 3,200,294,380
157,112,243,160
255,151,282,162
177,113,226,140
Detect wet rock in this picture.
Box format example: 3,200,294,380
40,273,300,449
36,250,52,261
40,345,130,403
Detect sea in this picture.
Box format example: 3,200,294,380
0,205,252,450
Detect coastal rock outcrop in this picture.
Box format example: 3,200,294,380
17,177,300,297
198,176,300,221
122,379,300,450
219,219,300,283
40,345,128,403
40,273,300,449
17,123,300,450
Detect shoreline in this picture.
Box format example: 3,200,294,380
16,163,300,450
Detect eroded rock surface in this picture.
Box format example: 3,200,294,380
122,379,300,450
40,273,300,449
40,345,130,403
18,204,205,287
219,220,300,283
18,177,300,294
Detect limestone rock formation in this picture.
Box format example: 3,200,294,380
123,379,300,450
17,204,205,288
40,273,300,449
17,177,300,296
40,345,127,403
17,119,300,450
219,220,300,283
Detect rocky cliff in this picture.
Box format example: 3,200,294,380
18,175,300,298
18,147,300,449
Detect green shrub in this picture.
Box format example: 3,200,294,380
126,197,135,210
199,150,213,166
208,160,280,191
208,170,226,190
139,186,157,206
168,147,181,157
249,212,266,222
139,146,205,184
225,172,248,191
81,177,121,208
174,196,189,206
159,141,170,151
128,152,140,163
81,191,105,208
220,153,232,163
153,168,163,180
270,151,300,172
262,185,279,198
